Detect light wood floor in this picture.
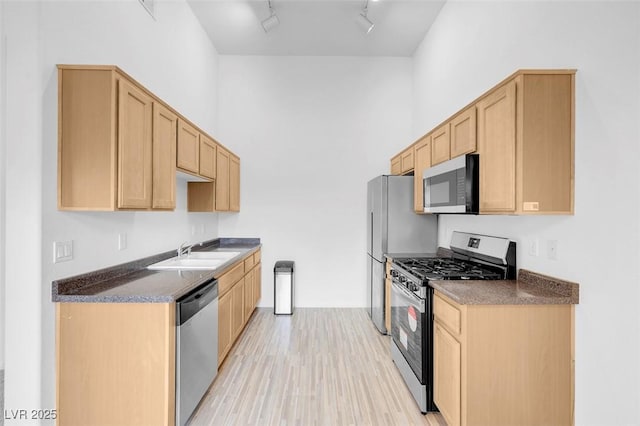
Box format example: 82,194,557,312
190,308,446,426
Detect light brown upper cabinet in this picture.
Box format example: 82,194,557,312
229,154,240,212
477,81,517,213
59,65,241,213
199,134,217,179
431,124,451,166
58,66,176,211
216,147,231,211
401,148,414,174
152,103,177,209
176,121,219,180
391,69,575,215
478,72,574,214
390,147,414,176
187,145,241,212
177,119,200,175
390,155,402,175
450,105,477,158
413,136,431,213
117,79,153,209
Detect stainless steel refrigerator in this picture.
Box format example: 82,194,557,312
366,175,438,334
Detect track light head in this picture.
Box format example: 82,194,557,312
262,0,279,32
357,12,374,34
261,12,279,32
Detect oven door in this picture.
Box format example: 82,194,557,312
390,280,427,383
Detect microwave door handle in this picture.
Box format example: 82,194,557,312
423,177,431,212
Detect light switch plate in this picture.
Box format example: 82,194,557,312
118,233,127,251
53,240,73,263
528,238,539,257
547,240,558,260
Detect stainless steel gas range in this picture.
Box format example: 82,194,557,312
389,231,516,413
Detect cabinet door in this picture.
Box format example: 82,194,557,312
199,135,217,179
152,103,177,209
450,106,477,158
413,136,431,213
177,119,200,174
390,155,401,175
477,81,516,212
244,269,254,322
118,79,153,209
434,322,461,426
229,154,240,212
401,148,414,174
253,263,262,307
57,303,175,426
231,278,245,340
216,147,230,211
431,124,451,166
218,291,232,366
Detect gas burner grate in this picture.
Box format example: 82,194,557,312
393,257,503,281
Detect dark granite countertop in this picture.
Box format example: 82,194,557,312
430,269,579,305
52,238,261,303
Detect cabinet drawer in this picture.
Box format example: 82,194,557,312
218,262,244,296
253,250,261,264
434,293,461,336
244,254,255,271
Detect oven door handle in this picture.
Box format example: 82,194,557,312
391,280,426,313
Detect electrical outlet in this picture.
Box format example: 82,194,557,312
53,240,73,263
118,233,127,251
547,240,558,260
528,238,539,257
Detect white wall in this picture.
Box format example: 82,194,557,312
217,56,413,307
0,0,6,371
3,0,221,420
412,2,640,425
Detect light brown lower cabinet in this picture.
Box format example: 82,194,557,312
217,290,233,364
57,303,175,426
217,249,262,367
253,262,262,308
244,268,254,321
433,292,574,426
384,260,392,333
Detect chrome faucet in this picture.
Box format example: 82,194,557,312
177,241,203,257
177,241,193,258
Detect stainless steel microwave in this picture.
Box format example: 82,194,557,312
423,154,479,214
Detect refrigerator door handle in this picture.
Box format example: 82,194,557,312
370,211,374,255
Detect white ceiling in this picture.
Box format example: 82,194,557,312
186,0,446,56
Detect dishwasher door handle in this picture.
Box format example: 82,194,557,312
177,279,218,326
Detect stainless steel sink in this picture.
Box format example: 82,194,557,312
148,251,242,270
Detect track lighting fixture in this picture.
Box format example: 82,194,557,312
357,0,374,34
261,0,279,33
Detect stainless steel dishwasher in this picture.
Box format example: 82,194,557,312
175,278,218,426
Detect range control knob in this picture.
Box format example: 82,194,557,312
390,270,398,278
399,276,406,283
